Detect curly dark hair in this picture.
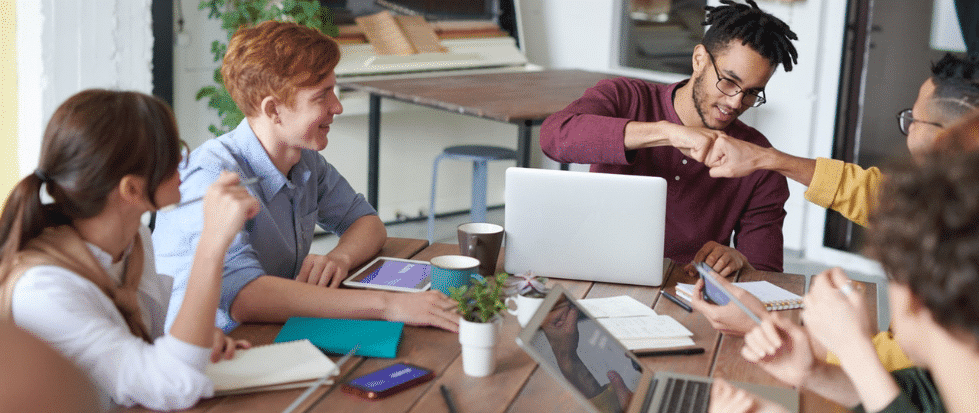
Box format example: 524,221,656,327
701,0,799,71
868,112,979,344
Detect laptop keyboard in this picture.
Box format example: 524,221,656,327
652,377,711,413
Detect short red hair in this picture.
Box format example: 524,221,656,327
221,20,340,117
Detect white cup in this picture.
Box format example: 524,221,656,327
506,294,545,327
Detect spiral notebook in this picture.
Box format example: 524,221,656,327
205,339,338,396
675,281,803,311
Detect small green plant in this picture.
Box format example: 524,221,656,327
196,0,339,136
504,271,549,298
449,273,509,323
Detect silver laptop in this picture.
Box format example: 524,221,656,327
504,167,667,286
515,285,799,413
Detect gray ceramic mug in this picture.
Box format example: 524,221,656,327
457,223,504,277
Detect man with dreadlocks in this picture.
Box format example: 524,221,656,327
541,0,798,276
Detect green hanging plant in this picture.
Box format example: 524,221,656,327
196,0,339,136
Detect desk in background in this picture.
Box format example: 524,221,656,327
126,238,874,413
340,69,620,209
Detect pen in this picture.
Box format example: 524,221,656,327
440,385,460,413
632,347,705,357
661,290,692,313
159,176,262,212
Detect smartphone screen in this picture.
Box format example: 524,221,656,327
695,262,730,305
694,262,761,324
343,363,435,399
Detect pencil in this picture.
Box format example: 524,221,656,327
661,290,693,313
159,176,261,212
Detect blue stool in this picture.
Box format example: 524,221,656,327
428,145,518,242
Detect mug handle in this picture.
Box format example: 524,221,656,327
506,296,519,315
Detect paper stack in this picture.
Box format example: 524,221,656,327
578,296,695,350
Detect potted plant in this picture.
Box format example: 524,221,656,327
504,272,549,327
449,273,508,377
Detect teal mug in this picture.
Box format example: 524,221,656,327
430,255,481,296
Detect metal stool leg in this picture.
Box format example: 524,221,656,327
428,153,446,243
471,159,488,223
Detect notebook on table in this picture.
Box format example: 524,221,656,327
274,317,404,358
504,167,667,286
674,281,804,311
515,286,799,413
205,339,338,396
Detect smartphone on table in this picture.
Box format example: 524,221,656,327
342,363,435,400
694,262,762,324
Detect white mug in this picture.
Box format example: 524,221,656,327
506,294,545,327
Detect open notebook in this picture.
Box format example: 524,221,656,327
205,339,338,396
675,281,803,311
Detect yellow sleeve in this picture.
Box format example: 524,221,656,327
826,331,914,372
804,158,882,227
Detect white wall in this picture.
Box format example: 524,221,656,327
17,0,154,176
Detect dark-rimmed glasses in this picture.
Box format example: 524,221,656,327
705,50,766,108
896,109,943,136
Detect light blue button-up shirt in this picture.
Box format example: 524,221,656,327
153,120,377,332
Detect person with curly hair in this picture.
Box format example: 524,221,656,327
541,0,799,276
739,111,979,413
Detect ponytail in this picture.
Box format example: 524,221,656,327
0,174,70,271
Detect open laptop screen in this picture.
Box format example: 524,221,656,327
524,291,644,413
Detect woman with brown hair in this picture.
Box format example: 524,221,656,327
0,89,260,410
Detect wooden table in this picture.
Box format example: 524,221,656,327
128,238,875,413
340,69,619,208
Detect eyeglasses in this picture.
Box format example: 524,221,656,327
896,109,943,136
705,50,766,108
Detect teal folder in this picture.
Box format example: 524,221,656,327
273,317,404,358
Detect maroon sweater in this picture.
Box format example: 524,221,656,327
540,78,788,271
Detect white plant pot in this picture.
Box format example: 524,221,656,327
458,316,500,377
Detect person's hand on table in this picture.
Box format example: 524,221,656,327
802,268,875,358
296,252,353,288
684,241,753,278
687,276,768,335
210,327,251,362
382,290,460,333
709,378,789,413
740,314,816,388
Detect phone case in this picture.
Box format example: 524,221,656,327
341,363,435,400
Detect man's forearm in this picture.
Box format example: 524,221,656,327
760,148,817,187
229,275,390,323
623,121,675,150
328,215,386,266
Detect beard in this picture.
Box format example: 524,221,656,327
691,71,741,130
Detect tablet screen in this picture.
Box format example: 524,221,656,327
345,258,432,291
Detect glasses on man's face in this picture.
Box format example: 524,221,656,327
705,50,766,108
896,109,943,136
